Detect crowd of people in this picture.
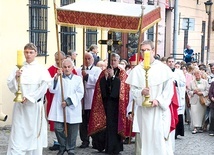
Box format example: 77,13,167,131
6,41,214,155
158,55,214,136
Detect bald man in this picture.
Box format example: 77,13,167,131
48,59,84,155
76,52,102,148
96,60,107,71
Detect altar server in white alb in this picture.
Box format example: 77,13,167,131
7,43,52,155
48,58,84,155
166,56,186,152
126,40,174,155
126,91,141,155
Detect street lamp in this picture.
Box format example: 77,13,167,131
205,0,213,15
204,0,213,64
169,0,175,11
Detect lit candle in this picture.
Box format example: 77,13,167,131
144,50,150,68
17,50,23,66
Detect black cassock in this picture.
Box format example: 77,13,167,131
92,68,123,154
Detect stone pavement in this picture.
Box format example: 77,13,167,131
0,124,213,155
174,124,214,155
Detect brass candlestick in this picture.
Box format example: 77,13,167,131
142,66,152,107
14,65,23,103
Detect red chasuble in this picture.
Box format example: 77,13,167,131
88,69,129,138
46,65,58,131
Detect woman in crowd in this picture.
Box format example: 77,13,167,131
181,65,193,124
188,69,209,134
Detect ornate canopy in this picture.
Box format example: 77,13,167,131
56,1,161,33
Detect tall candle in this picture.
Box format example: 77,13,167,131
144,50,150,68
17,50,23,66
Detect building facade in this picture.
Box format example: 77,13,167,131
0,0,213,126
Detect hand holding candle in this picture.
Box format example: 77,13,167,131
144,50,150,68
17,50,23,66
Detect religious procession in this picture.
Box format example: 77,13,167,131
1,0,214,155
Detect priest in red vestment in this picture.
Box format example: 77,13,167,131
88,53,129,154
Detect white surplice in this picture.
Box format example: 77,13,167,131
126,91,140,133
126,60,174,155
7,61,52,155
170,69,186,152
48,74,84,124
173,69,186,115
76,66,102,110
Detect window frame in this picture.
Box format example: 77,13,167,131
86,29,98,50
147,26,154,41
60,0,76,54
148,0,154,5
28,0,49,57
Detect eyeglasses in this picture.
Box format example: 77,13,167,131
141,49,153,52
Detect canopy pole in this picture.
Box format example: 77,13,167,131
155,23,158,55
54,0,67,137
82,27,86,115
82,27,86,70
137,5,145,64
128,99,135,144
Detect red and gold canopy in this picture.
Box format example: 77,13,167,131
56,1,161,33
